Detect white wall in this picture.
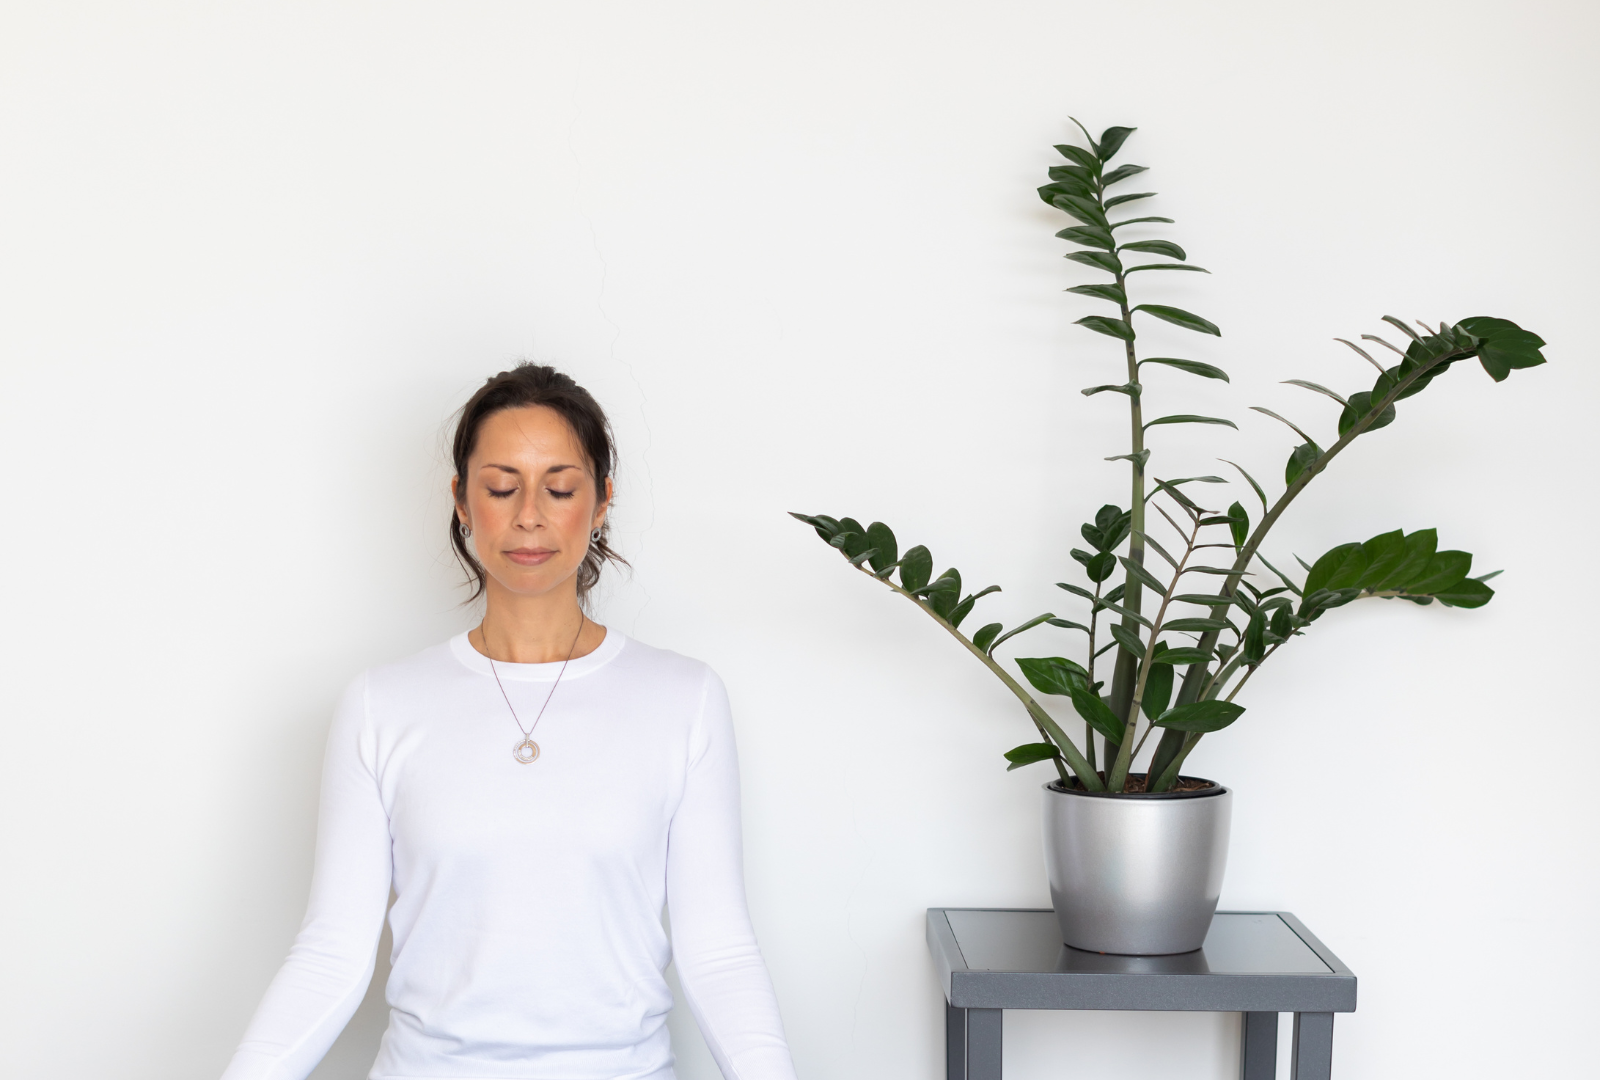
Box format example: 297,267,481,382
1,2,1596,1077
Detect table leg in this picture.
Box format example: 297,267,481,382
966,1008,1002,1080
1290,1012,1334,1080
1240,1011,1279,1080
946,1003,965,1080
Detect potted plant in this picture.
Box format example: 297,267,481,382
791,121,1546,955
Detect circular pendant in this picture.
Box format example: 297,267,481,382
512,737,540,764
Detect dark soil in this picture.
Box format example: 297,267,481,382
1054,773,1217,795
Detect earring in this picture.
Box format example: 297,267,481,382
462,523,472,539
591,527,602,544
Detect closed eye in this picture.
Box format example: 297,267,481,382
547,488,576,499
487,487,517,499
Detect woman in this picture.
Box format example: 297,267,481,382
222,365,799,1080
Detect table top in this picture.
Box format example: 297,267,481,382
928,908,1356,1013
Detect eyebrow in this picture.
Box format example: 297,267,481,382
479,463,582,475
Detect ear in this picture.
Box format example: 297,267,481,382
593,475,614,530
450,476,467,527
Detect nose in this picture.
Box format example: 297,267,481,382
514,490,546,532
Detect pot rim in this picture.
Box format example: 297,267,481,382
1045,774,1228,800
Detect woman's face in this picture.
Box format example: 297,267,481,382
453,405,611,601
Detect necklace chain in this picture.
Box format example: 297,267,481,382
483,615,586,764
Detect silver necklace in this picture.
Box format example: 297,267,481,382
483,615,585,764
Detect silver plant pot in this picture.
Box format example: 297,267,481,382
1041,777,1232,955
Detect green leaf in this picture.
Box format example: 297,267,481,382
789,511,842,541
1282,379,1348,406
1016,656,1090,696
1124,262,1210,274
927,568,962,618
1119,239,1187,260
1153,646,1212,665
1304,543,1367,595
1108,622,1148,659
1255,553,1302,597
1406,550,1471,595
1284,442,1319,486
1434,578,1494,608
1141,357,1229,381
1219,459,1268,512
1101,162,1148,185
972,622,1003,652
1068,683,1126,744
1057,582,1096,602
947,596,975,628
1086,551,1117,582
1077,315,1136,340
1251,406,1319,447
1066,283,1127,304
899,545,933,592
1104,191,1156,209
1097,601,1152,629
1355,530,1407,590
1242,610,1266,664
1097,126,1137,162
1005,742,1063,771
1378,529,1436,591
1162,617,1231,632
1038,179,1092,206
1172,593,1239,607
1459,316,1547,382
1145,413,1238,431
1133,304,1220,336
1052,193,1109,227
1043,164,1094,188
1095,504,1132,548
1109,215,1174,230
1226,501,1249,549
1337,390,1398,437
1047,618,1091,634
832,517,871,558
1154,699,1245,733
865,521,898,572
1065,250,1123,274
1141,660,1174,720
1057,224,1116,250
848,548,878,568
988,613,1057,653
1117,555,1169,595
1054,144,1100,171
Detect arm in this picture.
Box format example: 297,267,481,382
665,669,799,1080
221,674,393,1080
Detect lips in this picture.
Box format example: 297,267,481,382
505,548,557,566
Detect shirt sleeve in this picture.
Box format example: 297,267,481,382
221,673,393,1080
665,668,800,1080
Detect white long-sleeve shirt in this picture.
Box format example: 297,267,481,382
222,629,798,1080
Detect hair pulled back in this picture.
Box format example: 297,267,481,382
449,363,627,602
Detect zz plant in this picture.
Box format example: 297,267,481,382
792,121,1546,793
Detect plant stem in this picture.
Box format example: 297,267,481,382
1107,501,1199,790
1104,267,1146,787
1173,343,1477,711
854,564,1103,790
1160,341,1477,784
1085,578,1102,772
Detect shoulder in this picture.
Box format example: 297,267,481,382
610,632,723,695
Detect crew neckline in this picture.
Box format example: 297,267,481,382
449,625,625,681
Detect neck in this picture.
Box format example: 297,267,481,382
471,580,603,664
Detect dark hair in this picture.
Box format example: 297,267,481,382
449,363,627,602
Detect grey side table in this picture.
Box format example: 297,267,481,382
927,908,1356,1080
